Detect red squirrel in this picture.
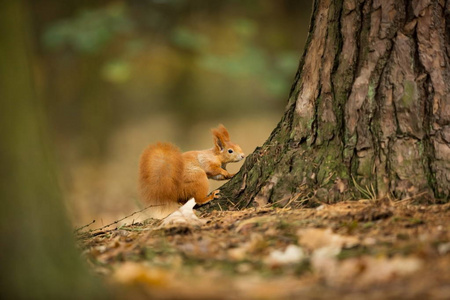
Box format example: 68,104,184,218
139,124,245,219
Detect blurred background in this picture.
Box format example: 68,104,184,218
27,0,312,226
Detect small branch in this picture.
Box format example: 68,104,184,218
74,219,95,233
93,204,162,232
119,227,153,232
395,191,429,204
76,204,162,234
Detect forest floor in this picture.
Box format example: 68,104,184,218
77,197,450,299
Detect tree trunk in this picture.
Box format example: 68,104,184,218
217,0,450,209
0,1,104,298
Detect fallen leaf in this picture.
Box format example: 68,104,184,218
113,262,171,287
235,216,275,233
228,247,247,261
297,228,359,251
266,245,306,266
310,246,341,280
161,198,206,226
315,255,423,287
438,242,450,255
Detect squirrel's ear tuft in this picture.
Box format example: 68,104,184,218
212,128,225,151
217,124,230,141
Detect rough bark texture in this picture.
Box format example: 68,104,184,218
215,0,450,209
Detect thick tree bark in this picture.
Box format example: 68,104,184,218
216,0,450,209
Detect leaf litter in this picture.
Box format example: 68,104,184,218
77,198,450,299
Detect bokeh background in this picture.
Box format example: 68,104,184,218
28,0,312,226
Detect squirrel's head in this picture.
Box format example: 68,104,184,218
212,124,245,163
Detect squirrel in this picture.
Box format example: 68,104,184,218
138,124,245,219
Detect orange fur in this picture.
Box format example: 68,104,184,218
138,125,244,219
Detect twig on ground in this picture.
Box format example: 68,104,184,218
76,204,162,234
395,191,429,204
74,219,96,233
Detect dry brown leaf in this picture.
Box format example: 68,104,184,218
314,255,423,287
235,216,275,233
113,262,171,287
297,228,360,251
228,247,247,261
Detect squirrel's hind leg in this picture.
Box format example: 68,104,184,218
182,169,219,205
196,189,220,205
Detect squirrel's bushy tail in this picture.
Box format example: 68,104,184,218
139,142,184,219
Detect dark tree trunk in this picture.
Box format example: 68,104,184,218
217,0,450,209
0,1,104,298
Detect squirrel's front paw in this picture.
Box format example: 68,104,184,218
212,189,220,199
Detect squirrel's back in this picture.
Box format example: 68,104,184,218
139,142,184,218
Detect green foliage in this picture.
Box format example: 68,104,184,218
200,46,265,77
101,59,131,83
168,17,299,99
37,1,310,164
199,45,298,99
231,18,257,38
171,27,209,51
43,3,133,54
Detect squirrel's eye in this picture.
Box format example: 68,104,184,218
228,149,234,154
